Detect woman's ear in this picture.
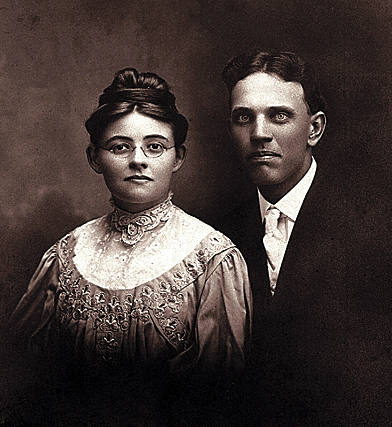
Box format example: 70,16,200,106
308,111,327,147
172,144,186,173
86,145,103,174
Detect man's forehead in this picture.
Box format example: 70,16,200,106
230,72,306,110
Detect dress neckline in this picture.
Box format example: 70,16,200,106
110,193,174,247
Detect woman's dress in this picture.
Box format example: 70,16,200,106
7,197,252,426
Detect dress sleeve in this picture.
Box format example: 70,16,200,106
8,243,59,356
193,246,252,376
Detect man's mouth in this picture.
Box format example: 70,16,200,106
247,151,281,161
125,175,153,181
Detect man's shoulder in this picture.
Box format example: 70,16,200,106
301,164,392,236
212,189,259,233
212,163,391,238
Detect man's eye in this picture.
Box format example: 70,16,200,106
111,143,131,154
233,114,251,124
275,112,289,122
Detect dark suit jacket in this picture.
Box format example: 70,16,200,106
215,167,392,426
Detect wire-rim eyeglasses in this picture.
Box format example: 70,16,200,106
99,142,176,158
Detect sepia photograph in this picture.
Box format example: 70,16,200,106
1,0,391,425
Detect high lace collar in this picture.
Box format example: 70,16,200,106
111,193,174,247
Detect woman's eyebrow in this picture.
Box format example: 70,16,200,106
143,134,169,141
104,135,134,144
102,134,169,145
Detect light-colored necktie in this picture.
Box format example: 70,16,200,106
263,206,286,272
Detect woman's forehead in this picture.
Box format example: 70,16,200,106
100,111,174,142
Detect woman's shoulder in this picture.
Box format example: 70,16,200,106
170,206,235,252
50,215,109,257
57,214,109,241
172,205,232,237
171,205,213,230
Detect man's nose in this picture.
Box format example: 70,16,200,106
250,116,273,143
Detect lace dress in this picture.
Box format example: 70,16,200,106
10,197,252,379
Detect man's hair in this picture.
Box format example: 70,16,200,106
222,50,326,114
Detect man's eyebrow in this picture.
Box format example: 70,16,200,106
231,105,296,113
269,105,296,113
231,106,253,114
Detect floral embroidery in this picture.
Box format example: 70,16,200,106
58,234,71,268
98,331,118,351
98,331,118,362
130,284,188,351
55,231,233,361
159,317,188,350
196,248,210,269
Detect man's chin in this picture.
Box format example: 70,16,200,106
248,172,281,188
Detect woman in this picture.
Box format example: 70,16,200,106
8,68,251,425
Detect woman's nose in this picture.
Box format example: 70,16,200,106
129,146,148,167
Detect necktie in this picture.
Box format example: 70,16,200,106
263,206,286,271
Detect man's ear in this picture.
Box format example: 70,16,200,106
308,111,327,147
86,145,103,174
172,144,186,173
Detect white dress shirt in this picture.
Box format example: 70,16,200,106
258,158,317,294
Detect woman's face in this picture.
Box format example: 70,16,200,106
88,111,185,212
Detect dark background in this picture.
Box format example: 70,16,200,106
1,0,391,321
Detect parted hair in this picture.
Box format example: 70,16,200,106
222,50,326,114
85,68,189,147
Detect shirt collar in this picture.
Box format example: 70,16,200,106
259,157,317,222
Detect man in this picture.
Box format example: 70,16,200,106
216,51,392,426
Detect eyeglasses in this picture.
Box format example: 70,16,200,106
100,142,176,158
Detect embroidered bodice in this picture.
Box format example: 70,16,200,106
10,204,252,376
56,228,233,366
73,200,217,290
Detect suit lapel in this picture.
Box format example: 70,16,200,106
236,191,271,308
273,169,334,302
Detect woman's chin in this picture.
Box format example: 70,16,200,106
112,194,168,213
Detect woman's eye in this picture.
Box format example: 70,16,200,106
147,143,164,152
112,143,131,154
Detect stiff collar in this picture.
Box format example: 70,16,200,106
111,192,174,246
259,157,317,222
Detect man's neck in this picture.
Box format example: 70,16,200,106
258,159,314,204
259,187,288,205
258,158,317,217
259,180,302,205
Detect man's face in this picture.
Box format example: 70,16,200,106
229,72,323,201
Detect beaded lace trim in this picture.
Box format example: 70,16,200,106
111,193,173,247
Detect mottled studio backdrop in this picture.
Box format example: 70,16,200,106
1,0,391,322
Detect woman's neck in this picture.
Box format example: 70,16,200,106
112,193,172,214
